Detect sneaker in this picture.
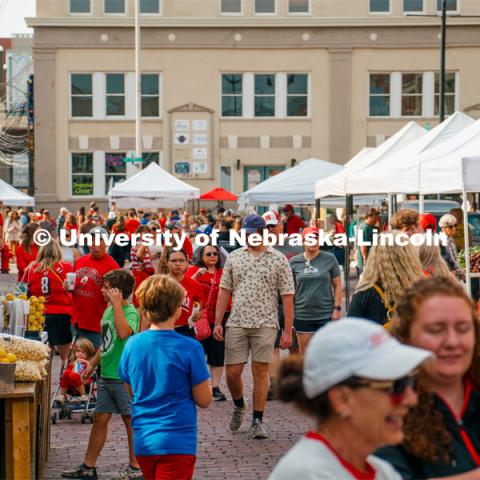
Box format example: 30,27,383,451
212,388,227,402
229,400,247,432
113,465,144,480
249,419,269,440
61,463,98,479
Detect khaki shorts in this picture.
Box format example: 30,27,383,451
225,326,277,365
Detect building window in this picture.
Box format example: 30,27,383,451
221,0,241,14
288,0,309,13
140,0,160,13
437,0,457,11
71,74,93,117
143,152,159,168
403,0,423,12
105,0,125,14
402,73,423,116
222,74,243,117
255,0,275,14
105,153,126,194
369,0,389,13
287,74,308,117
435,72,456,116
254,74,275,117
106,73,125,116
369,74,390,117
71,153,94,196
220,166,232,192
141,74,159,117
70,0,91,13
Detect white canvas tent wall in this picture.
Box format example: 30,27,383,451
238,158,342,208
345,112,475,195
109,163,200,209
315,122,426,199
0,178,34,206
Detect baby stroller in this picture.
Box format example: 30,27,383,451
51,331,98,425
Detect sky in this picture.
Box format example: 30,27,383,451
0,0,36,37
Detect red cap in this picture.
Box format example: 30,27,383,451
419,213,437,232
283,204,294,212
302,227,320,239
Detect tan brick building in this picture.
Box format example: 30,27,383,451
28,0,480,209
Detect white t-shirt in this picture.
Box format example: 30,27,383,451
269,434,401,480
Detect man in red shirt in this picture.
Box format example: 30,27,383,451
71,227,119,347
282,204,305,235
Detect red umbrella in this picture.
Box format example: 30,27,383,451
200,187,238,201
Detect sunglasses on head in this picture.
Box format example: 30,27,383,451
204,252,218,257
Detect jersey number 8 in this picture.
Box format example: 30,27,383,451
41,276,50,295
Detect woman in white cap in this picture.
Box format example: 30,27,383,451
269,318,432,480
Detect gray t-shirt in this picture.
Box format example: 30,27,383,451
290,251,340,323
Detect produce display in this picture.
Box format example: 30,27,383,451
0,293,46,334
458,247,480,272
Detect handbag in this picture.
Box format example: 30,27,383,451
194,270,221,341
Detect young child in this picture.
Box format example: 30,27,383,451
62,269,142,480
57,338,96,404
118,275,212,480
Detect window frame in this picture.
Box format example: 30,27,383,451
254,0,276,15
104,0,127,15
142,151,161,169
139,0,161,15
254,73,276,118
434,71,457,117
368,73,391,118
286,73,309,118
69,0,92,15
141,73,161,118
287,0,311,15
219,0,243,15
401,72,423,118
105,73,126,118
221,73,244,118
403,0,424,14
368,0,391,15
70,73,93,119
105,152,127,195
70,152,94,198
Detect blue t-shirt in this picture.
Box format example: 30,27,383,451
118,329,209,456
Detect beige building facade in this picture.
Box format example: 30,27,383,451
28,0,480,209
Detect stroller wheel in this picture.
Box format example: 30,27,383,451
51,412,57,424
64,406,73,419
81,413,86,424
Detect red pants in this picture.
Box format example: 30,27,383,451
60,369,83,392
136,454,195,480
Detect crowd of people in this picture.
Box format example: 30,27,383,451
1,198,478,479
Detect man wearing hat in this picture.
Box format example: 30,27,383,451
214,214,295,440
282,204,305,235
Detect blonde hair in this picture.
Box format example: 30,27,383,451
356,230,423,307
419,241,451,277
70,337,96,363
33,239,63,273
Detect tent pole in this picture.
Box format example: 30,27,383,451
419,194,425,214
463,188,472,297
315,198,320,227
387,194,392,226
344,195,353,311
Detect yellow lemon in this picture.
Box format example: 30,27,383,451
38,296,46,303
6,353,17,363
0,347,6,358
19,294,27,300
0,357,10,364
5,293,14,301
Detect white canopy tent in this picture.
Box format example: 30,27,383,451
108,163,200,209
238,158,343,208
315,121,426,199
346,112,475,195
0,179,34,206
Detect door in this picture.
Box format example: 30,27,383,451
244,165,285,213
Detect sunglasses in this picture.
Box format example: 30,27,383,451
344,373,417,405
204,252,219,257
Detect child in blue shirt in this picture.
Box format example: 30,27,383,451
119,274,211,480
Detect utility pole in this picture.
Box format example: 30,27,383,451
135,0,142,164
439,0,447,122
27,74,34,197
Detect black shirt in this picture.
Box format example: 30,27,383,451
347,286,389,325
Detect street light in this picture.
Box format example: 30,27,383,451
439,0,447,122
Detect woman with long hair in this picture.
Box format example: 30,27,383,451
77,206,86,226
130,225,155,307
23,239,73,361
348,231,423,325
158,247,203,338
186,243,229,401
15,223,39,281
269,318,431,480
419,241,451,277
5,210,21,260
376,276,480,479
64,212,78,233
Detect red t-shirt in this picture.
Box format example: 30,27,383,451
72,253,119,332
65,223,78,232
16,244,39,281
125,218,140,236
182,236,193,261
285,214,305,235
24,261,73,315
175,276,204,327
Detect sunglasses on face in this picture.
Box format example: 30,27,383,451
204,252,218,257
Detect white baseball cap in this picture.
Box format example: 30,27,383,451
262,210,280,226
303,318,433,399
